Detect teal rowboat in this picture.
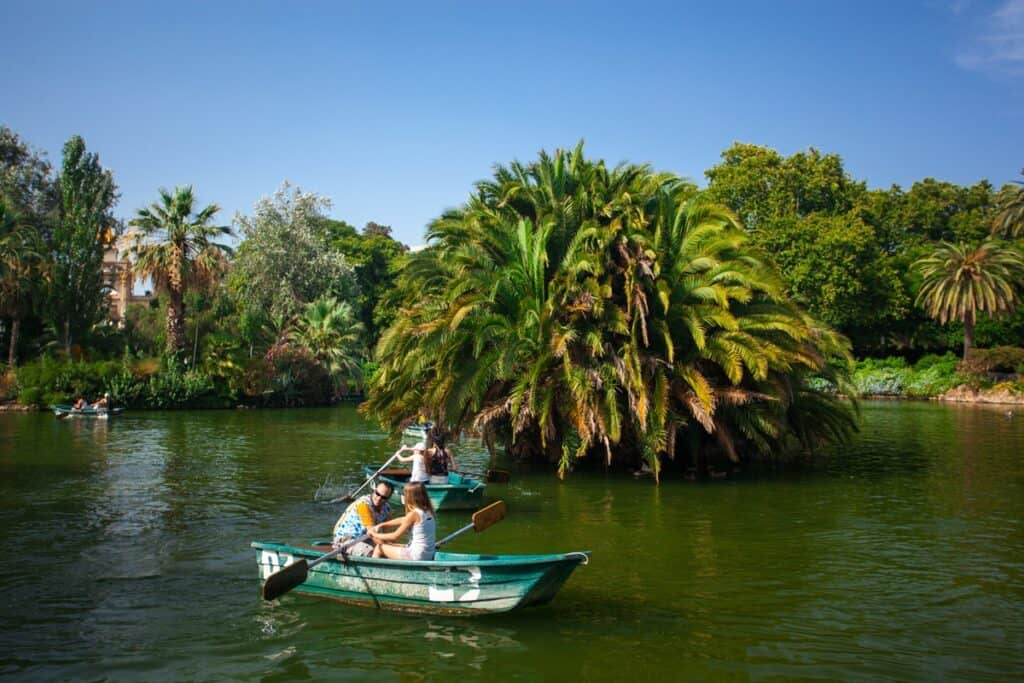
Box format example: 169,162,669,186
364,466,485,510
51,404,124,418
252,541,589,615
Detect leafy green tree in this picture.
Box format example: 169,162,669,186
0,200,45,366
46,136,118,353
703,143,863,229
914,241,1024,360
0,126,56,227
328,219,407,344
126,186,233,354
366,143,856,479
993,171,1024,239
288,295,366,395
752,212,909,343
231,183,356,321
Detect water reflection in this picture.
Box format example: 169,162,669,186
0,401,1022,681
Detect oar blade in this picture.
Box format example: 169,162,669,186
471,500,507,533
261,559,309,601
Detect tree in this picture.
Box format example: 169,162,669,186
993,171,1024,239
288,295,366,395
0,126,56,227
126,186,233,354
914,241,1024,360
231,183,356,322
0,200,44,366
46,136,118,353
365,143,856,479
329,219,407,344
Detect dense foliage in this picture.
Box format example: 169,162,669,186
365,144,858,477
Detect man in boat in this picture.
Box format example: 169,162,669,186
332,481,395,556
90,392,110,410
71,397,87,410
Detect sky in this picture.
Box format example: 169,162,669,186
2,0,1022,248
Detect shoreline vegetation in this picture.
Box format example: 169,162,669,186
3,128,1023,476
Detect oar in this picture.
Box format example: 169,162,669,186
435,500,507,547
328,448,402,504
262,501,507,601
262,534,369,601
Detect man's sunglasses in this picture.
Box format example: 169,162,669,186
372,490,392,501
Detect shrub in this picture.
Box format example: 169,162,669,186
14,357,123,406
961,346,1024,373
853,357,910,396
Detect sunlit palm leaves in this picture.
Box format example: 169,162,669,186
914,241,1024,359
365,143,857,479
993,173,1024,239
288,296,366,395
126,186,233,354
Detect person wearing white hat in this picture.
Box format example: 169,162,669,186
396,441,430,483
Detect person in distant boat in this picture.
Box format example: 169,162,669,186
427,433,457,484
396,441,431,484
368,482,436,561
90,392,110,409
332,481,394,556
71,397,87,410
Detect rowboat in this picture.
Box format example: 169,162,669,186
51,404,124,419
252,541,589,615
364,466,485,510
402,421,432,441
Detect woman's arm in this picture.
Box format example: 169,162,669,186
369,510,418,543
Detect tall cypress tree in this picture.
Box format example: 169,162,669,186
46,136,118,353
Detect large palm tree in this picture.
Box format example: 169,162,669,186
365,143,856,479
914,241,1024,360
0,200,45,367
127,187,233,354
288,296,366,395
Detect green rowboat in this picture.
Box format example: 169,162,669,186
253,541,589,615
51,404,124,419
363,466,485,510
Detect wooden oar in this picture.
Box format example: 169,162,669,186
262,501,507,601
436,500,507,547
262,534,369,601
328,448,402,504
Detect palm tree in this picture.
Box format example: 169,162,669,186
993,171,1024,239
914,241,1024,360
365,143,856,479
126,187,233,354
0,200,45,367
288,296,366,395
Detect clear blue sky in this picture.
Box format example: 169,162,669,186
3,0,1021,247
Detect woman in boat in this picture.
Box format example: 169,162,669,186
396,441,430,484
427,433,457,484
90,392,110,409
368,482,436,561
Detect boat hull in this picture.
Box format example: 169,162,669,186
51,404,123,419
253,542,589,615
364,466,485,510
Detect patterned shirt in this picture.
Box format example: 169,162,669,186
332,494,391,541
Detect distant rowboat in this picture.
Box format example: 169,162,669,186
364,466,485,510
253,541,589,615
50,404,123,419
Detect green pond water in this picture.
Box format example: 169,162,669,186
0,401,1021,681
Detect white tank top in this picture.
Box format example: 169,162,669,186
406,508,436,560
410,453,429,483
